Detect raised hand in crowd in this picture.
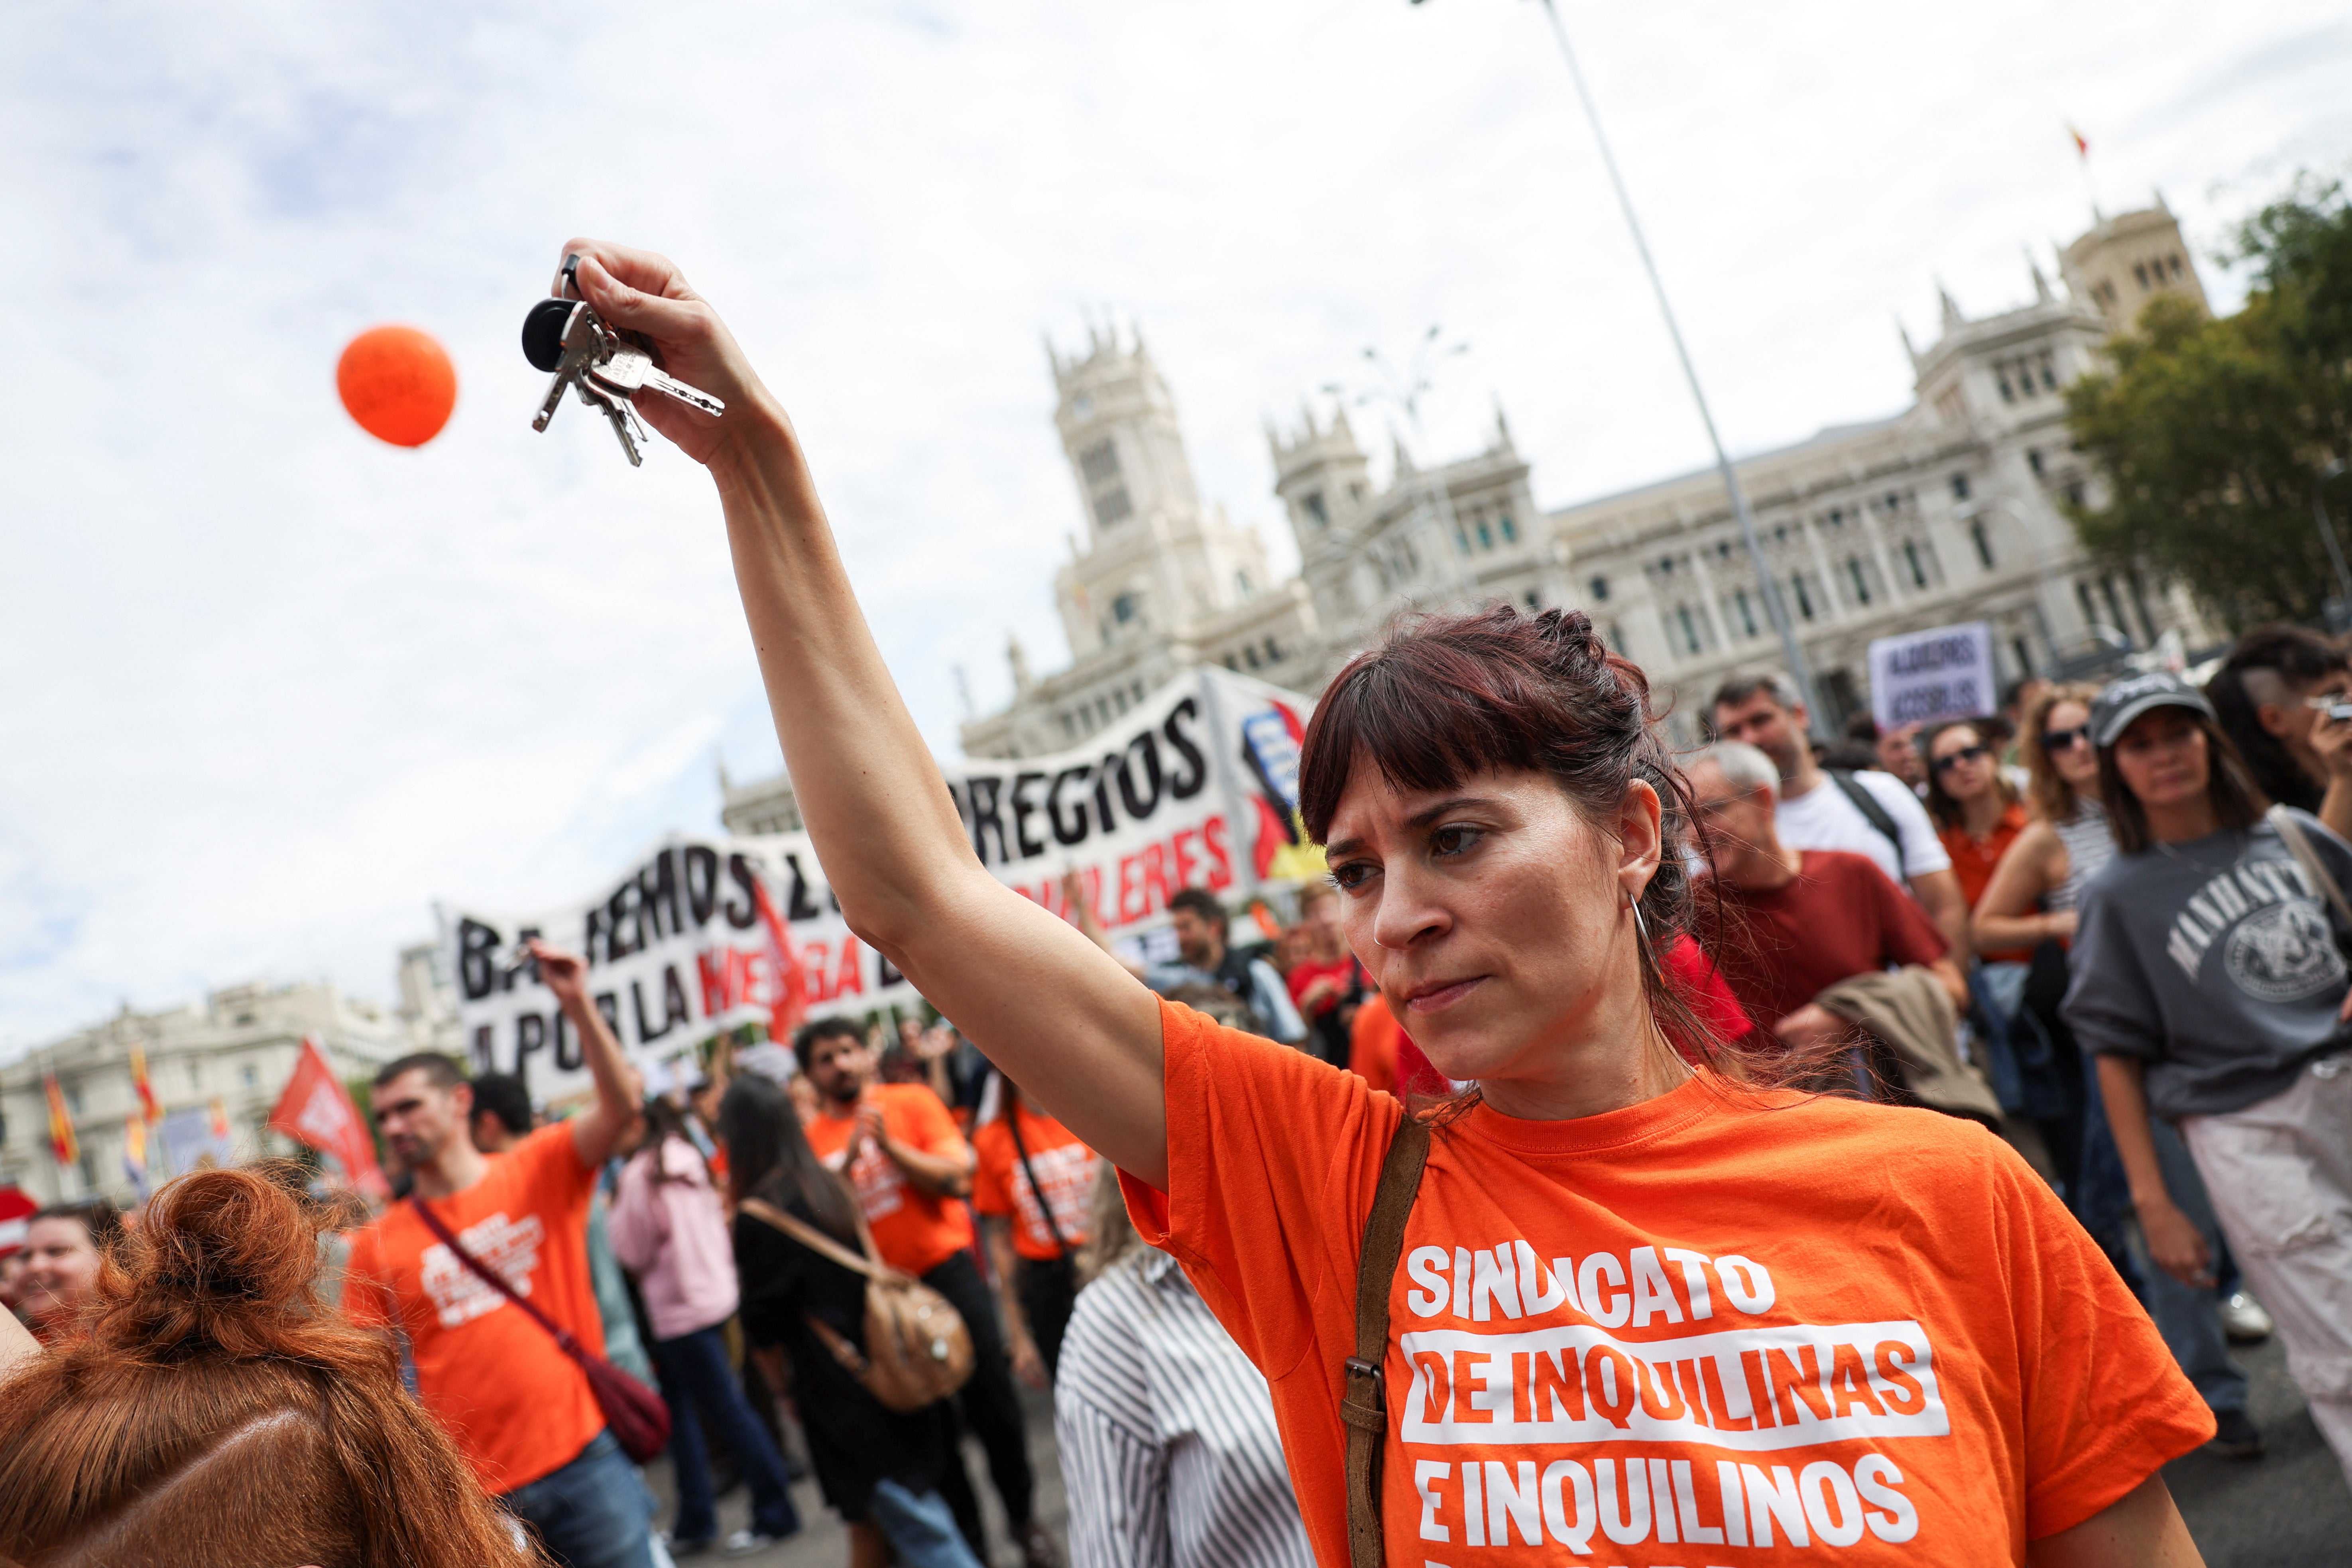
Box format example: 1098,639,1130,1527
525,936,643,1167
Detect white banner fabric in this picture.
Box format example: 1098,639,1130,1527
445,667,1317,1102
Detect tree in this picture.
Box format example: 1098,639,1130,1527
2066,179,2352,629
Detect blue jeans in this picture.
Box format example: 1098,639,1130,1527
654,1324,801,1543
871,1479,985,1568
502,1429,657,1568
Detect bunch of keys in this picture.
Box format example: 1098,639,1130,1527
522,253,724,465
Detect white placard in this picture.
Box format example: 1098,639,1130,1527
1868,621,1995,730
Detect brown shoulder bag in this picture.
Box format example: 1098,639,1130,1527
739,1196,974,1413
1342,1115,1433,1568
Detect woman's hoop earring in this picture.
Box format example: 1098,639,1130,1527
1628,893,1650,949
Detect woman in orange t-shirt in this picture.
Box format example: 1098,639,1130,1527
971,1072,1096,1385
555,236,2210,1567
1922,719,2031,962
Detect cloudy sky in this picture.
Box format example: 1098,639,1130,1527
5,0,2348,1055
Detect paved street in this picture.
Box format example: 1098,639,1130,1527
659,1336,2347,1568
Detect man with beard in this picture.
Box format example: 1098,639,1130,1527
795,1017,1058,1568
344,941,654,1568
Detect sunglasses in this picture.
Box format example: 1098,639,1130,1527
1931,743,1990,774
2041,725,2091,752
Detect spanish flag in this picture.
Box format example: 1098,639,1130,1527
130,1041,161,1124
2068,123,2089,161
45,1072,79,1167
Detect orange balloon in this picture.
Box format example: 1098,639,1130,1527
337,325,457,447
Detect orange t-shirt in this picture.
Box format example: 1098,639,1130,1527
343,1124,604,1494
805,1083,975,1277
1942,802,2033,963
971,1106,1097,1261
1350,992,1406,1095
1124,1000,2208,1566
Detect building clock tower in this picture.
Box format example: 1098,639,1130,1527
1048,322,1278,663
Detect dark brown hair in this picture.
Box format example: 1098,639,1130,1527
373,1051,464,1092
719,1074,864,1249
1298,605,1739,1082
1919,720,2016,832
0,1166,532,1568
2208,622,2350,815
640,1097,710,1186
791,1015,861,1077
2098,705,2270,855
28,1198,123,1253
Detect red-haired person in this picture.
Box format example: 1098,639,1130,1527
535,237,2214,1565
0,1166,532,1568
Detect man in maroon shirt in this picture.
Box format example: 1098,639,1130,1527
1688,741,1967,1054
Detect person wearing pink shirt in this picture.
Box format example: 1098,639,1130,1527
610,1100,800,1558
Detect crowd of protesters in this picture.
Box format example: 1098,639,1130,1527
10,630,2352,1565
5,236,2350,1567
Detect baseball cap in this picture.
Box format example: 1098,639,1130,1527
2089,670,2216,749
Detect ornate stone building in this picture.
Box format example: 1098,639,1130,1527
0,979,419,1206
719,201,2212,825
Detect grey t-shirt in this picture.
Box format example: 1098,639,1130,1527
2062,808,2352,1119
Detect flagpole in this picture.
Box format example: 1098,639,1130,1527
1529,0,1828,738
2068,123,2100,218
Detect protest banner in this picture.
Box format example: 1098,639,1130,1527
1867,620,1996,730
267,1036,389,1198
444,667,1315,1102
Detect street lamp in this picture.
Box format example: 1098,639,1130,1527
1325,325,1478,601
1510,0,1828,737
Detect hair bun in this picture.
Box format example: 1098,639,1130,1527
98,1165,328,1356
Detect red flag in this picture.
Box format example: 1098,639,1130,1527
267,1036,387,1199
2068,123,2089,160
749,875,808,1044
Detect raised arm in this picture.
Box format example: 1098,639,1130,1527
560,241,1169,1185
1973,820,2073,953
534,938,645,1169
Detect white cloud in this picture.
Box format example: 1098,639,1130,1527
4,0,2348,1053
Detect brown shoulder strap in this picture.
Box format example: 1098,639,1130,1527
739,1196,894,1283
1343,1113,1432,1568
410,1196,580,1356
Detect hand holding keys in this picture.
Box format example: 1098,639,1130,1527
523,253,725,465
